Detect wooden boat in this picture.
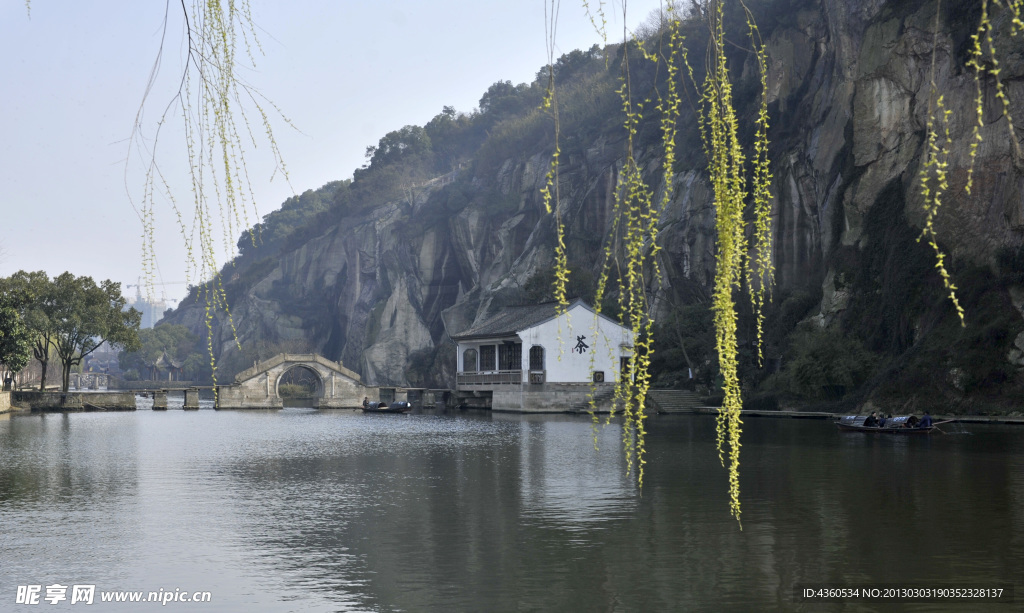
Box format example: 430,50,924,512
362,401,411,413
836,415,951,434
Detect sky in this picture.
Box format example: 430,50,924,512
0,0,665,306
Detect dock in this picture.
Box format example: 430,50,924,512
645,390,1024,424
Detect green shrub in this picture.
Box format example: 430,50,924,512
783,325,878,400
278,383,310,398
744,393,780,411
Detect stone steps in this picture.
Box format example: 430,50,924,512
647,390,704,414
569,386,618,413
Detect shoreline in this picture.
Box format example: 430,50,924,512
652,406,1024,425
4,398,1023,426
0,391,20,415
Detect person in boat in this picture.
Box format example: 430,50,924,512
362,397,369,409
864,411,879,427
919,411,933,429
878,413,887,428
905,415,920,428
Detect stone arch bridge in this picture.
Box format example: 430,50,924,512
217,353,377,409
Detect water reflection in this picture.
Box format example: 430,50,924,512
0,413,142,589
514,416,636,530
206,411,640,611
134,394,216,410
0,410,1022,611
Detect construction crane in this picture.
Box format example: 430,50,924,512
125,278,189,305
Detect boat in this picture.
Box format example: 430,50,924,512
836,415,952,434
362,401,411,413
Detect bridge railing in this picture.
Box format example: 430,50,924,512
456,370,523,386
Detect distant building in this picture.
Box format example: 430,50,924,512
72,342,122,390
450,300,633,412
84,342,122,377
151,351,185,381
129,291,168,329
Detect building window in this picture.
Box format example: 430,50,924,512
593,371,605,383
529,346,544,371
480,345,496,371
463,348,478,372
498,342,522,371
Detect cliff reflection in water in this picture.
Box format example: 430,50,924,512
215,411,638,611
1,409,1022,612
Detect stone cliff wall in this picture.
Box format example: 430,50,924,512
168,0,1024,394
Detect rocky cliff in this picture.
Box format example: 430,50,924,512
166,0,1024,410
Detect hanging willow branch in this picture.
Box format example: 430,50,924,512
919,0,965,326
745,10,775,364
128,0,292,396
939,0,1024,326
542,0,569,314
554,1,773,510
699,0,748,525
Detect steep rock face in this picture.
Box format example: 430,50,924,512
767,0,1023,315
171,0,1024,389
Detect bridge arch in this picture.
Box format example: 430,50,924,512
217,353,373,409
275,364,324,399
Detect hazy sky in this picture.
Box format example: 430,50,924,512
1,1,663,305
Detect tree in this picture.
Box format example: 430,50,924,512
49,273,142,392
363,125,432,169
784,326,877,400
533,46,603,84
0,305,33,388
119,324,200,381
424,106,472,172
478,80,533,117
0,271,60,390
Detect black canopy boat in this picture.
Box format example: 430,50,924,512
836,415,952,434
362,401,411,413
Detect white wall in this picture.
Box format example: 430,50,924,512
457,304,632,384
519,304,632,383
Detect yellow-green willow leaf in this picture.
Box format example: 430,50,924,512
130,0,293,402
919,1,965,326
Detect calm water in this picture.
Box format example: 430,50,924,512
1,408,1021,612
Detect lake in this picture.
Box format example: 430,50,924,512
1,408,1021,611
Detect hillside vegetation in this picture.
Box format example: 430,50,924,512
162,0,1024,415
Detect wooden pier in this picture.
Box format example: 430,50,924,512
645,390,1024,424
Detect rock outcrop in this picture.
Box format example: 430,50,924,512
167,0,1024,398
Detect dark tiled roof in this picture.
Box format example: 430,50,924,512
154,351,183,369
451,300,579,340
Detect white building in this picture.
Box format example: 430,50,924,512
128,291,168,329
450,300,633,412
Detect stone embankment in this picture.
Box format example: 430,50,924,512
646,391,1024,424
0,391,13,414
11,391,136,412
